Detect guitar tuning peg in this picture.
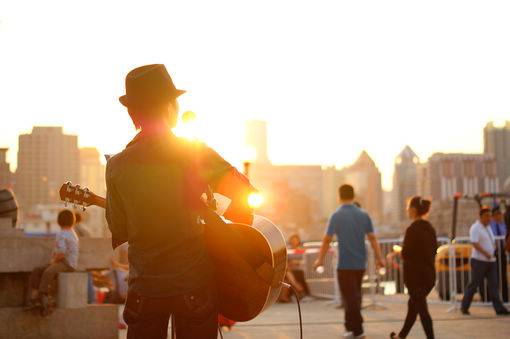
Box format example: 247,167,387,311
82,205,87,212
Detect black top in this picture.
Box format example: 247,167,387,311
402,219,437,289
106,132,254,297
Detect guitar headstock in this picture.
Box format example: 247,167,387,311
58,182,102,210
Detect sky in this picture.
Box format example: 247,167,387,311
1,0,509,190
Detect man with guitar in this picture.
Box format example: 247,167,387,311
107,64,256,339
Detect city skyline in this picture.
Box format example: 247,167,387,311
2,1,510,190
0,120,505,191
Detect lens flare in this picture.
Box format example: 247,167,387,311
248,192,264,209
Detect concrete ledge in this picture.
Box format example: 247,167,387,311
0,237,113,272
58,272,88,309
0,305,119,339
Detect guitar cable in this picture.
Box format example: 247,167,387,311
283,282,304,339
215,283,303,339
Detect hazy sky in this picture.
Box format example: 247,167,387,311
1,0,509,190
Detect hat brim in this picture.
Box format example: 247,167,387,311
119,89,186,107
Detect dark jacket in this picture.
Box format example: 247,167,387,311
402,219,437,290
106,132,254,297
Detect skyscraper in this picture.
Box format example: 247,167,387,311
421,153,498,236
245,120,270,164
15,127,79,213
392,146,419,225
339,151,383,224
0,148,13,189
79,147,106,197
484,121,510,191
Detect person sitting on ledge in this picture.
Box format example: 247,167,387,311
25,209,79,315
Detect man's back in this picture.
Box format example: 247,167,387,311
106,132,233,297
327,204,374,270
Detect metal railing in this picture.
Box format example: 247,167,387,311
297,236,510,308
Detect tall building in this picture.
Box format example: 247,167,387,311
484,121,510,191
15,127,80,214
245,120,270,164
392,146,419,225
0,148,13,189
80,147,106,197
339,151,383,225
421,153,499,236
427,153,498,200
249,163,324,239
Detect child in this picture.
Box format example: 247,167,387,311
26,209,80,315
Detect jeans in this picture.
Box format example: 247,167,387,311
461,258,506,313
398,286,434,339
337,269,364,336
124,284,218,339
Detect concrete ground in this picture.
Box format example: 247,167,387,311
120,295,510,338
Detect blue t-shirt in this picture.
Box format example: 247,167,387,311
490,221,507,237
326,204,374,270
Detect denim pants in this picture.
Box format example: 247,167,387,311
124,284,218,339
461,258,506,313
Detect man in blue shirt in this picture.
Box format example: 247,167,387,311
490,206,508,303
315,185,384,338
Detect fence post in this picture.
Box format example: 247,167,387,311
447,240,459,312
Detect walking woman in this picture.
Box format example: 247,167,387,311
391,197,437,339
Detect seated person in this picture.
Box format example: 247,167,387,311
26,209,79,315
105,242,129,304
279,234,311,302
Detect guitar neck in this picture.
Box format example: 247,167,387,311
92,195,107,209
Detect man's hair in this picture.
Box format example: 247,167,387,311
491,205,502,215
128,100,178,130
58,209,76,228
480,206,491,217
338,184,355,201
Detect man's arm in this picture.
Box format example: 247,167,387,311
198,143,256,225
314,235,333,269
105,162,128,249
472,242,493,260
367,233,385,269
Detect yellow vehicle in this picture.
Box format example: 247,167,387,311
435,243,471,300
436,192,510,300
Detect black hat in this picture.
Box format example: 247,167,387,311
119,64,185,108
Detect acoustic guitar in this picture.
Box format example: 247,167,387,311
59,182,287,322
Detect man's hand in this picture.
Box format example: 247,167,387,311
485,251,494,260
52,252,65,262
376,257,386,270
313,257,324,270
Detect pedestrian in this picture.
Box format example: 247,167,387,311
461,207,509,316
390,197,437,339
490,206,508,303
314,184,385,338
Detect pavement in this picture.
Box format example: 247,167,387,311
119,295,510,338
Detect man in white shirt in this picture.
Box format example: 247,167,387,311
461,207,509,315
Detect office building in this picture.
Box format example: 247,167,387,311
484,121,510,191
15,127,79,214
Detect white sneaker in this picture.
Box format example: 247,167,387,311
343,332,353,338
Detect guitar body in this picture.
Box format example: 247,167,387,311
59,183,287,322
204,215,287,322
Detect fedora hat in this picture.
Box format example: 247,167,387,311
119,64,185,108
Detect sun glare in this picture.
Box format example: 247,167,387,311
247,192,264,209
